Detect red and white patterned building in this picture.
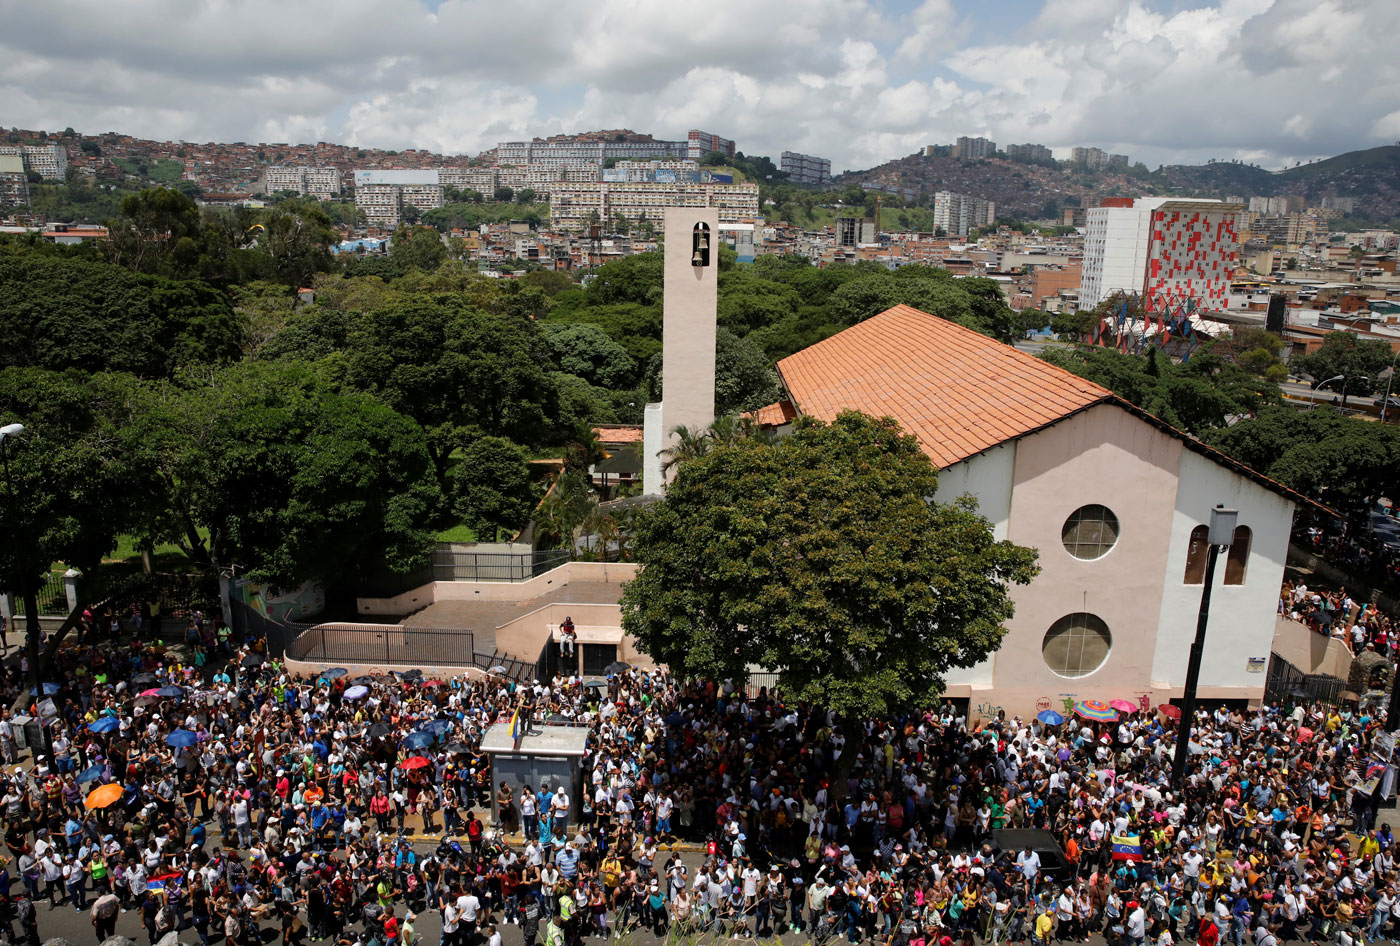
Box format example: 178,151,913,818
1081,197,1244,311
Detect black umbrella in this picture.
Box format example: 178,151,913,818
241,654,265,668
400,669,423,681
603,661,630,675
350,676,375,686
366,722,391,739
374,674,398,684
442,742,469,754
131,672,159,686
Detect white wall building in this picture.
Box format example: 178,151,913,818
0,144,67,181
780,151,831,185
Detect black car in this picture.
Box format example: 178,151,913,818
990,828,1074,883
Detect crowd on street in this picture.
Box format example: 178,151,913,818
0,603,1392,946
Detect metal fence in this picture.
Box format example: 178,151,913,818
286,623,477,667
12,571,69,617
432,549,570,582
1265,652,1346,705
357,548,572,598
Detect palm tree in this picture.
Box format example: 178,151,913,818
659,424,712,473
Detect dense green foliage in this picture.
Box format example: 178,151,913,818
0,254,243,376
1040,344,1281,436
1292,331,1395,403
621,412,1039,719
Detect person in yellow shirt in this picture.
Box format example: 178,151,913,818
1035,908,1054,944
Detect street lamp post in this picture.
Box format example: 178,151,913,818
1310,374,1368,411
0,423,54,765
1170,504,1238,790
1381,351,1400,424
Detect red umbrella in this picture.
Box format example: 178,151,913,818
1109,699,1139,714
423,679,445,687
1157,703,1182,720
400,756,432,770
1297,726,1315,743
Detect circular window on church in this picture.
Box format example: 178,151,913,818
1061,504,1120,560
1042,613,1112,678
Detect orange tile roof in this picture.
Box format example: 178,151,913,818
746,400,798,427
776,304,1112,468
592,425,644,444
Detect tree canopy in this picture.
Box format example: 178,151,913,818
621,412,1039,721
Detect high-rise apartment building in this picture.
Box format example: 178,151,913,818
260,166,341,199
549,181,759,230
0,154,28,208
932,190,996,237
834,216,877,247
1080,197,1242,311
687,130,736,161
352,170,444,228
955,136,997,159
1005,143,1052,162
0,144,68,181
1071,147,1129,170
780,151,832,185
496,136,688,167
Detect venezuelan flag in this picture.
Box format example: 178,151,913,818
1111,835,1143,862
510,702,525,749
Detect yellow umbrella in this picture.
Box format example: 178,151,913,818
85,783,123,809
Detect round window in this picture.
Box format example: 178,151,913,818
1042,613,1112,678
1061,504,1120,560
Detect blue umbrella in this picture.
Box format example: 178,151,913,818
165,730,199,749
88,717,120,734
319,668,349,681
419,720,453,736
155,686,182,698
401,732,433,750
342,685,369,700
77,764,105,784
29,683,60,696
1037,710,1065,726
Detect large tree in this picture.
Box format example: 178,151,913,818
622,411,1039,724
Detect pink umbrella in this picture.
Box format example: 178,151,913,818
139,688,160,697
1109,699,1139,714
1297,726,1315,743
1157,703,1182,721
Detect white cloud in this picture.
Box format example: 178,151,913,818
0,0,1396,173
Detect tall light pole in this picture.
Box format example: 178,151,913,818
1310,374,1368,411
0,423,53,764
1380,351,1400,424
1171,504,1238,790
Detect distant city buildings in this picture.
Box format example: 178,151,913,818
932,190,996,237
548,180,759,231
1080,197,1242,311
1248,195,1305,214
780,151,832,185
1005,143,1053,162
352,170,443,228
835,216,877,247
0,143,68,180
260,166,341,199
0,154,28,208
955,136,997,160
493,130,735,168
1071,147,1129,170
687,130,736,161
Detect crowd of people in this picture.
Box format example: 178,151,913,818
0,603,1391,946
1281,579,1397,660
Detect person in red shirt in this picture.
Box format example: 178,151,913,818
383,909,400,946
1199,916,1220,946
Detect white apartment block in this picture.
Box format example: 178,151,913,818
261,166,341,199
0,154,28,208
955,136,996,160
549,182,760,230
931,190,995,237
354,184,403,229
439,167,500,194
496,137,688,168
1071,147,1130,170
0,144,67,181
780,151,831,185
399,184,444,212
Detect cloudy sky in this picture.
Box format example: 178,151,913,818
1,0,1396,174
